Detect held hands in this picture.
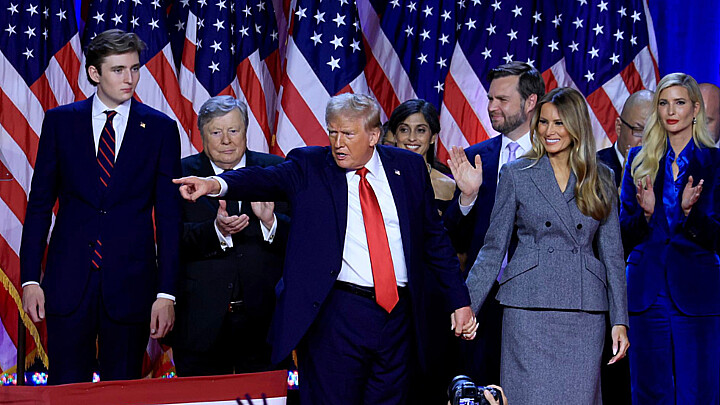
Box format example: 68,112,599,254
635,175,655,221
150,298,174,339
451,306,478,340
608,325,630,365
447,146,483,206
216,200,250,236
251,201,275,229
681,175,704,216
173,176,221,201
22,284,45,323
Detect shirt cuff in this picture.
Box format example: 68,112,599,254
459,195,477,216
22,281,40,288
214,219,234,250
156,293,175,302
260,214,278,243
208,176,228,197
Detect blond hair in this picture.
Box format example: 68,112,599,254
525,87,615,220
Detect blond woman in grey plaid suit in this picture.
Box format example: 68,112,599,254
449,87,630,404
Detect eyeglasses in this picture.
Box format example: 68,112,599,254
619,117,645,138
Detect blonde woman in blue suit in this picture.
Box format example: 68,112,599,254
450,87,630,404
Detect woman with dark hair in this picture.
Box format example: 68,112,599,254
453,87,629,404
388,99,455,211
620,72,720,404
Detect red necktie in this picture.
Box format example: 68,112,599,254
356,167,398,313
92,110,116,269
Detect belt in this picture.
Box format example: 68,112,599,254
334,281,407,300
228,300,244,313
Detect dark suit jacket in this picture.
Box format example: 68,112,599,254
172,151,289,352
443,136,505,268
620,146,720,315
597,145,623,188
218,145,471,366
20,97,182,323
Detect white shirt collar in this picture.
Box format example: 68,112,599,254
613,142,625,167
345,147,382,180
209,153,246,175
501,131,532,155
92,94,131,119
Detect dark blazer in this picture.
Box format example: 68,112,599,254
218,145,471,366
467,156,629,326
443,136,504,267
20,97,182,323
620,146,720,315
172,151,289,352
597,145,623,188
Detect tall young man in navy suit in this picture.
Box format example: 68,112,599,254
174,94,476,404
443,62,545,386
20,30,181,384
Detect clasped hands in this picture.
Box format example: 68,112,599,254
452,306,478,340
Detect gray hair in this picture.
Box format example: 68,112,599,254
325,93,381,131
197,96,249,135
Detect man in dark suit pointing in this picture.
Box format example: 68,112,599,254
174,93,476,404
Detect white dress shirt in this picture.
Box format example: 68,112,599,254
92,95,131,156
614,142,626,168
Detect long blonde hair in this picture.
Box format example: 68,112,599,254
631,73,715,184
525,87,615,221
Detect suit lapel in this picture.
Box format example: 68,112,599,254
76,98,100,203
481,136,502,196
529,155,578,242
323,150,349,247
194,153,221,212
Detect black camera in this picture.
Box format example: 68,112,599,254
448,375,503,405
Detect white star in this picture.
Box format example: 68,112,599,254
610,53,620,64
577,0,587,5
407,2,417,12
43,7,48,18
112,14,123,25
271,30,278,41
630,35,638,45
210,40,222,53
338,0,349,5
507,29,517,40
588,47,599,58
230,44,235,55
208,61,220,73
533,11,541,22
552,14,562,27
216,0,226,10
528,35,538,46
512,5,522,17
548,40,559,52
42,28,47,39
175,20,185,31
405,26,414,36
26,4,38,16
239,26,249,37
5,24,16,36
437,57,447,68
573,17,583,29
197,18,204,29
465,18,476,30
93,11,105,24
618,6,627,17
423,5,433,17
418,53,428,64
471,0,481,5
441,10,452,21
181,0,189,6
593,23,604,36
148,18,159,30
503,52,513,63
257,1,266,11
350,39,360,52
7,3,18,15
568,41,579,52
420,29,430,40
213,18,225,31
597,1,608,12
614,29,624,41
327,56,340,71
631,11,641,22
295,7,306,21
491,0,501,11
526,58,535,67
481,47,492,59
23,47,34,59
354,19,361,32
310,31,322,45
434,81,444,93
486,23,496,35
314,10,325,24
130,16,139,28
196,39,202,49
24,26,36,39
584,70,595,82
439,34,449,45
197,0,207,7
390,0,400,7
457,0,466,9
330,35,344,49
333,13,346,27
243,5,252,16
151,0,161,9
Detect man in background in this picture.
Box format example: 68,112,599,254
700,83,720,145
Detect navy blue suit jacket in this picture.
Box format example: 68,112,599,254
20,97,182,323
597,146,623,188
443,136,505,268
218,145,471,366
620,145,720,315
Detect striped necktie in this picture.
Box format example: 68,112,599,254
97,110,117,188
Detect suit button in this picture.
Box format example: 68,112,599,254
99,210,107,215
545,221,551,227
313,302,320,309
572,248,579,254
330,270,338,276
227,283,233,289
548,247,554,253
88,242,94,248
576,224,582,230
